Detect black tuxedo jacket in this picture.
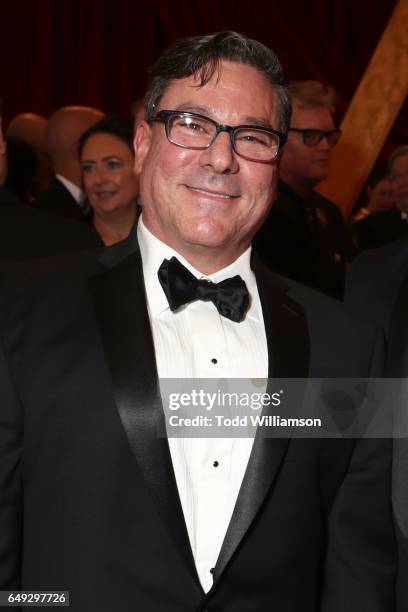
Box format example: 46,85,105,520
37,176,87,223
0,186,100,262
346,237,408,611
253,181,347,299
355,207,408,253
0,230,395,611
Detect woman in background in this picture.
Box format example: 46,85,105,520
78,115,138,246
352,170,394,222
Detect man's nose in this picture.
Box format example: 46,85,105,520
318,134,332,150
199,131,239,174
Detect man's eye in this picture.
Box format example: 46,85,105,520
81,163,95,174
177,119,208,134
237,132,271,146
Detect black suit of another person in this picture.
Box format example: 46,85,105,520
346,237,408,611
253,180,347,299
0,227,395,611
0,186,100,262
355,207,408,252
37,175,87,223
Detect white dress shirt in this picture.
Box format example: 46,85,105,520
137,217,268,592
55,174,85,206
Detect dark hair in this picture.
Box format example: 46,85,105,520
389,145,408,172
288,80,337,115
78,114,134,157
5,137,38,200
145,31,291,133
365,169,390,191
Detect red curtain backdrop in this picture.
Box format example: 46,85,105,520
1,0,406,155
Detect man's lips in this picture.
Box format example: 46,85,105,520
186,186,240,200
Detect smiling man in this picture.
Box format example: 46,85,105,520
135,60,280,274
0,32,395,611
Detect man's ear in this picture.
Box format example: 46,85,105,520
134,121,152,174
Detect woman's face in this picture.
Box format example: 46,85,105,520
367,178,394,213
81,132,138,216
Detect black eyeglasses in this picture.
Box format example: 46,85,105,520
149,110,286,162
288,128,342,147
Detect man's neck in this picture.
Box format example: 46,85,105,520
53,160,81,189
141,217,249,276
281,173,316,200
169,245,246,276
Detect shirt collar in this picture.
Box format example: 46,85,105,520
55,174,85,205
137,216,259,320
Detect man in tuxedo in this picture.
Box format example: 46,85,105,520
253,80,347,298
0,32,395,611
37,106,104,222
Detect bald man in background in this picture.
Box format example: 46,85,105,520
0,111,100,261
6,113,48,153
37,106,104,222
6,113,51,206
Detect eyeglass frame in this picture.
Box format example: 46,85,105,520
288,127,342,147
149,109,287,162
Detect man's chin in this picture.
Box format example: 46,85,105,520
309,172,329,186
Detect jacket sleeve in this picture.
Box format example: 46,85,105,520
0,331,22,588
321,436,396,611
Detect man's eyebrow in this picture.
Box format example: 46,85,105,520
173,104,274,129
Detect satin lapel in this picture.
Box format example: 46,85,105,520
89,246,198,582
212,265,310,584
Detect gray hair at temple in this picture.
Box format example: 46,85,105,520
145,30,291,134
288,80,337,115
389,145,408,171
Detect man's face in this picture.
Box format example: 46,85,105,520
134,61,279,268
280,105,336,187
390,154,408,212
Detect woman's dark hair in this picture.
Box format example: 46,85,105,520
145,31,291,133
365,169,390,191
78,114,134,157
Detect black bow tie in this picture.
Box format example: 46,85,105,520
158,257,249,322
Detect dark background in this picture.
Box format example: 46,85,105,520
1,0,406,159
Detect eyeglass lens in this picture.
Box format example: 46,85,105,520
302,129,341,146
167,113,280,161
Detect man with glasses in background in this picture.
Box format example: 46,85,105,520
0,33,394,611
254,80,347,298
